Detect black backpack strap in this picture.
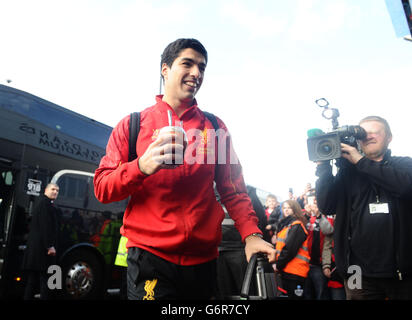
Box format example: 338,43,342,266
203,111,219,131
128,112,140,162
203,111,221,183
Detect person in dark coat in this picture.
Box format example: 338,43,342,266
316,116,412,299
22,183,59,300
215,185,267,299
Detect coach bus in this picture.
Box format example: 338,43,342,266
0,84,128,299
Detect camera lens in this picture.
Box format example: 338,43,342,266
307,132,341,161
316,140,336,158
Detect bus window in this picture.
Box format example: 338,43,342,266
2,171,13,186
51,170,127,239
87,188,128,214
56,174,90,210
58,175,88,202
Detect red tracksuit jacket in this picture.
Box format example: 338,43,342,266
94,96,261,265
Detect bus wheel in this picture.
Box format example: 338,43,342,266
61,249,104,299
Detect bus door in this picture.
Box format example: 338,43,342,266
0,158,18,292
0,160,51,298
0,159,16,240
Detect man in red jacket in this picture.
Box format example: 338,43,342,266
94,38,275,300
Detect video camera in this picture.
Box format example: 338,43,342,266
307,98,367,162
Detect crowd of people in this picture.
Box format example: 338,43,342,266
262,186,345,300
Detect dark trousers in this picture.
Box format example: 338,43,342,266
215,249,248,299
23,270,51,300
280,274,306,300
119,267,128,300
344,276,412,300
126,247,217,300
304,264,330,300
329,286,346,300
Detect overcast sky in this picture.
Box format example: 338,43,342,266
1,0,411,199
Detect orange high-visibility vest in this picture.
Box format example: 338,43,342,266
275,220,310,278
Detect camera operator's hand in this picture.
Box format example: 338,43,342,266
340,143,363,165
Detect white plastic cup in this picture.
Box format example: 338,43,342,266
158,126,188,165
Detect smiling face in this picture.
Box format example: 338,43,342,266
266,197,278,210
161,48,206,109
359,120,392,161
282,202,294,217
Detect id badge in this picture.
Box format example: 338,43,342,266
369,202,389,214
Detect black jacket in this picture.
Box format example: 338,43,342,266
267,206,282,229
22,195,58,271
219,185,268,249
316,150,412,279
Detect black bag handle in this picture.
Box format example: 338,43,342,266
240,253,281,300
240,253,258,299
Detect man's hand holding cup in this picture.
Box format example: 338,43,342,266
138,124,188,175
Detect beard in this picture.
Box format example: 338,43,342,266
362,145,388,161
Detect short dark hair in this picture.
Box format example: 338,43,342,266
160,38,208,71
45,183,59,190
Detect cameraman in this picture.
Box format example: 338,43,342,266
315,116,412,300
